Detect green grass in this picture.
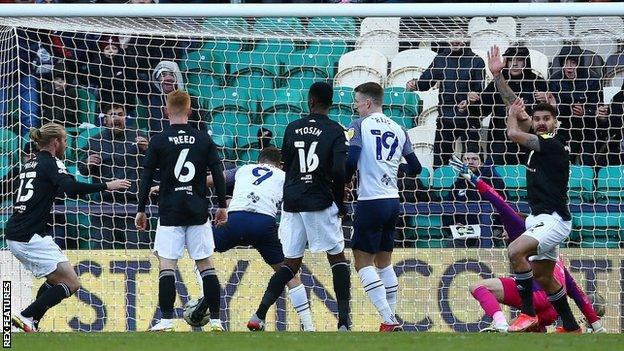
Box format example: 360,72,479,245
8,332,624,351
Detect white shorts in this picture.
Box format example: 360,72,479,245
7,234,68,278
279,203,345,259
523,212,571,261
153,221,215,260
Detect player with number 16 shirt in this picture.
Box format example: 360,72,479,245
248,82,352,331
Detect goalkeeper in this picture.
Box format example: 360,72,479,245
450,156,606,333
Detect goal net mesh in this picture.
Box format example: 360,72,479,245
0,15,622,332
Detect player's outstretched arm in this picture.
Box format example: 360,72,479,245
56,172,130,197
563,266,606,332
449,155,525,241
507,98,541,151
488,45,517,107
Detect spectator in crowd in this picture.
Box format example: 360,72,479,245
469,46,549,165
0,29,54,134
594,84,624,167
147,61,206,135
89,36,139,111
40,61,78,127
549,46,602,165
443,151,506,247
406,32,485,167
78,103,149,248
257,127,274,149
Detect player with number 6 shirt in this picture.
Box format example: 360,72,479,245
135,90,228,332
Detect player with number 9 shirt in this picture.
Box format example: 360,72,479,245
135,90,228,331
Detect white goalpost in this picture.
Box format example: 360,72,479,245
0,3,622,332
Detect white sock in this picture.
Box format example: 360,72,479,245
493,311,508,327
358,266,396,324
377,265,398,315
288,284,315,331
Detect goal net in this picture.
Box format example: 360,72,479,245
0,5,622,332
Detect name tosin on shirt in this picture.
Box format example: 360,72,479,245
295,127,322,136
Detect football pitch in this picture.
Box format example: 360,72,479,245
8,332,624,351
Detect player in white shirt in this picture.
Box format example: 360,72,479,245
214,147,315,331
346,82,422,332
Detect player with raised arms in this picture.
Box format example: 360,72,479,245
346,82,422,332
8,122,130,332
152,147,316,331
488,44,581,333
449,155,607,333
247,82,351,331
135,89,228,332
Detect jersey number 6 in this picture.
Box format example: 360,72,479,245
174,148,196,183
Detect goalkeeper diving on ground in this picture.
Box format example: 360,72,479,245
449,155,606,333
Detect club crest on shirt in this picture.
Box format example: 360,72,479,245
346,128,355,141
55,159,68,174
539,133,555,139
381,174,391,186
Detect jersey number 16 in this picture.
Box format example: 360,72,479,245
294,141,319,173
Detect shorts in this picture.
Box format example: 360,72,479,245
351,198,400,254
500,277,558,327
523,212,571,261
7,234,68,278
213,211,284,265
279,203,345,259
153,221,214,260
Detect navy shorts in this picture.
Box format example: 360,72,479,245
351,198,400,254
213,211,284,265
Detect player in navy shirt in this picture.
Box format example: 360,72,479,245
488,45,580,333
135,90,227,331
8,123,129,332
248,82,352,331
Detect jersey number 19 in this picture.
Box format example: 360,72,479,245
371,129,399,161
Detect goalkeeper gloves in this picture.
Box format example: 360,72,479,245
449,155,479,186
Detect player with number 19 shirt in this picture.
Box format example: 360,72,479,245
136,90,227,331
346,82,422,332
